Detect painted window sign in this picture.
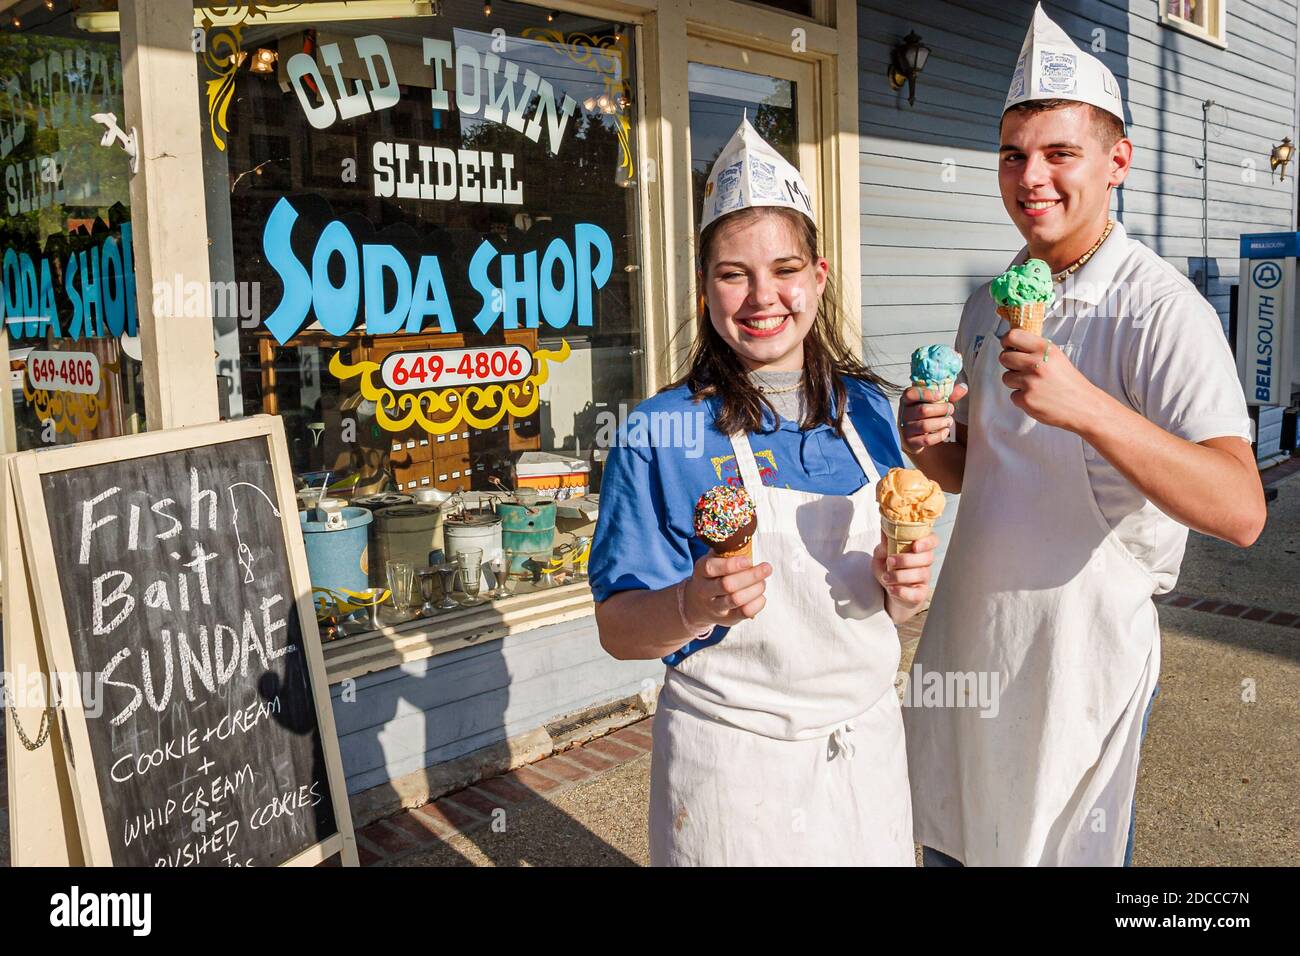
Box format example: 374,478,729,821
259,26,611,346
290,35,578,200
287,36,577,144
203,3,643,489
25,348,100,394
2,220,137,339
0,32,136,343
380,344,533,391
261,197,612,343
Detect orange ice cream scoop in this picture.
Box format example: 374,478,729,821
876,467,946,523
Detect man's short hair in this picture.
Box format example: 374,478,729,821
1002,98,1127,148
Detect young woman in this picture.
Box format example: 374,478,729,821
589,119,937,866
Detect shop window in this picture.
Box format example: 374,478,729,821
1160,0,1227,46
198,0,642,619
0,2,146,450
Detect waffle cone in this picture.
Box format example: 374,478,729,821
714,540,752,560
912,378,955,402
880,514,934,555
996,302,1046,335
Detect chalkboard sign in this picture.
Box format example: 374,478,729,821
9,417,356,866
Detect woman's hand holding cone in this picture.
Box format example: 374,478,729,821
682,553,773,629
872,531,937,609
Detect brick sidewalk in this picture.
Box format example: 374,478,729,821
333,719,656,867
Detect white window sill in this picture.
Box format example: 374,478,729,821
322,583,596,684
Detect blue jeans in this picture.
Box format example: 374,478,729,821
1123,683,1160,866
923,685,1160,868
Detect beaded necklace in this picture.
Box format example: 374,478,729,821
1052,219,1115,283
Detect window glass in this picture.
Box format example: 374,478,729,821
1168,0,1208,29
688,63,796,224
747,0,815,18
0,2,145,450
199,0,641,609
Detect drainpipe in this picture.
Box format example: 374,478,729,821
1200,99,1215,297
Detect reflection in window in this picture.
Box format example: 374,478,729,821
0,4,145,449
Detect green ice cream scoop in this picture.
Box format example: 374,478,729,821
990,258,1056,308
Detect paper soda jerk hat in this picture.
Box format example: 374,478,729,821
700,116,816,231
1003,2,1125,126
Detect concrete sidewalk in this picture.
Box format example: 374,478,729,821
356,465,1300,867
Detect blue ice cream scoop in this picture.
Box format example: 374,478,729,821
910,345,963,401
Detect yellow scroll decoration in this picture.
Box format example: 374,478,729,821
22,383,106,436
520,27,635,182
329,339,572,435
203,27,244,152
199,4,305,151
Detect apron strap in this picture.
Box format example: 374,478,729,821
838,398,881,484
729,394,882,491
727,429,765,492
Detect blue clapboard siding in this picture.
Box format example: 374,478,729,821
1258,405,1285,457
859,0,1298,476
330,617,664,794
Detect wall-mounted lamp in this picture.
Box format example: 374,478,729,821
249,47,279,74
1270,137,1294,182
888,31,930,107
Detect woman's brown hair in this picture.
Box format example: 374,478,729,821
665,205,897,437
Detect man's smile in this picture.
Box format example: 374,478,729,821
1019,198,1062,217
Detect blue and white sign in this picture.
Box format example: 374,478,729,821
1237,232,1298,407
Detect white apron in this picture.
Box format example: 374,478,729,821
650,410,913,866
904,306,1161,866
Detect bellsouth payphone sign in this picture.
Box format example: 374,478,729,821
1237,232,1296,407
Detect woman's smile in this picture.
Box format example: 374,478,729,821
735,314,791,337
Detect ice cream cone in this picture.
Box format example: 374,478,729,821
997,302,1046,336
913,378,955,402
714,540,753,560
881,514,934,556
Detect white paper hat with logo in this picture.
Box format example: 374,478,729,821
699,116,816,231
1003,2,1125,126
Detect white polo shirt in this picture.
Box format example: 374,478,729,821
951,221,1253,593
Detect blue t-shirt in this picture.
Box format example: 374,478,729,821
588,377,904,662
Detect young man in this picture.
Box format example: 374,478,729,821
900,3,1266,866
